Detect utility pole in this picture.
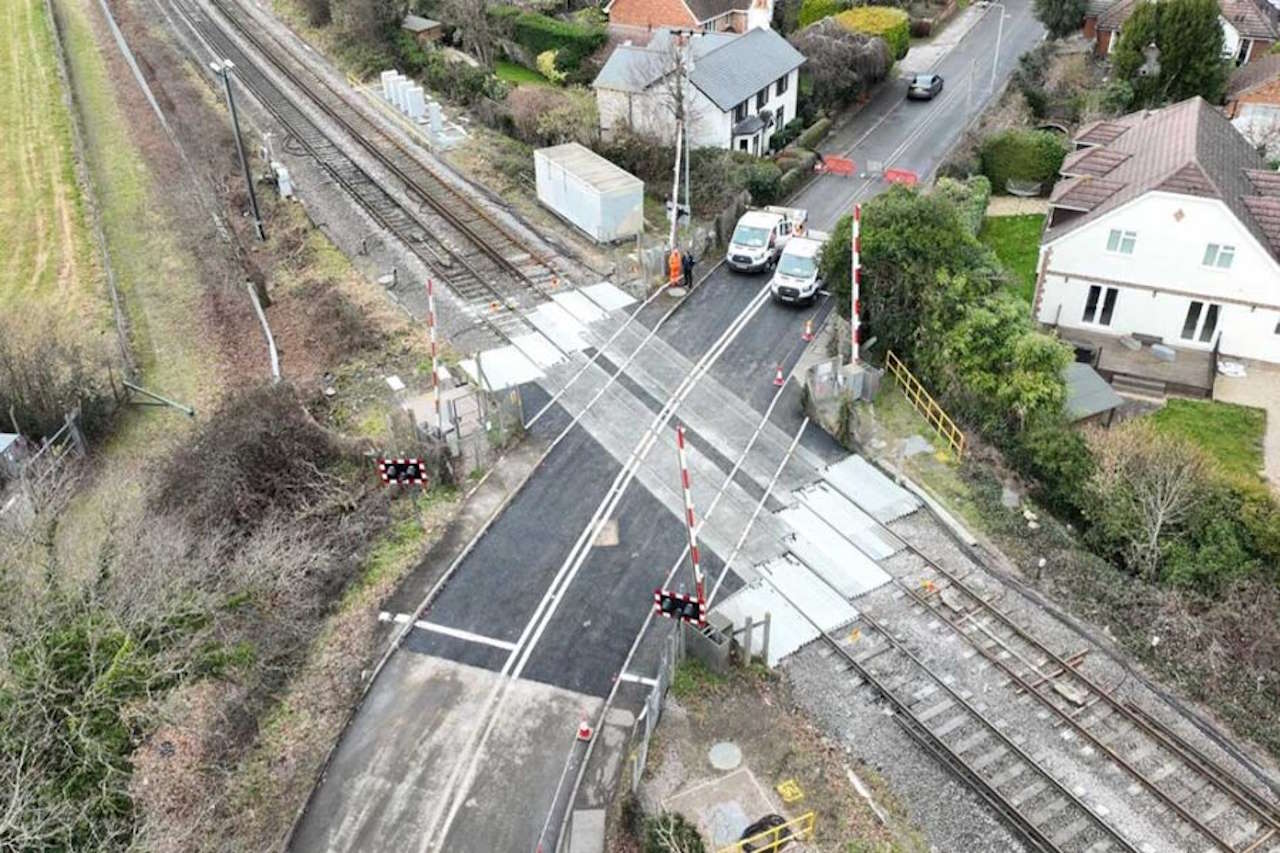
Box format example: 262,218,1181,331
666,29,697,252
211,59,266,241
669,123,684,251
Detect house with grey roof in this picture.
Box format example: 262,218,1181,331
1034,97,1280,397
592,27,804,154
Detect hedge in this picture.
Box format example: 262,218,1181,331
979,129,1067,194
795,116,832,150
798,0,848,27
835,7,910,59
489,6,606,71
933,175,991,237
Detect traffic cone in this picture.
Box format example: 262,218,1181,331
801,318,814,342
773,364,785,387
577,715,594,742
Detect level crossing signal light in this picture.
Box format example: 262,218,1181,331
654,588,706,626
377,458,428,486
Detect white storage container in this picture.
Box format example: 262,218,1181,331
534,143,644,243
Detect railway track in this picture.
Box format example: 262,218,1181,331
173,0,566,346
895,551,1280,853
829,611,1140,852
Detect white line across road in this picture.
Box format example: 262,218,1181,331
376,612,520,651
419,284,774,851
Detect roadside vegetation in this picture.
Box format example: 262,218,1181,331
1,1,471,848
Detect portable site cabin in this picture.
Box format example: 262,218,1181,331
534,143,644,243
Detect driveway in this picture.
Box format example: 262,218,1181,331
1214,360,1280,489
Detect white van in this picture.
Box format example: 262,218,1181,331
768,233,827,305
726,206,808,273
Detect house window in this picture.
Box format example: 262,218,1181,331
1181,300,1221,342
1105,229,1136,254
775,105,784,129
1082,285,1118,325
776,74,789,97
734,101,748,123
756,87,768,110
1202,243,1235,269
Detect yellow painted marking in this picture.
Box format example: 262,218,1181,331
776,779,804,803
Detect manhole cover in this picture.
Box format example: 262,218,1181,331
708,741,742,771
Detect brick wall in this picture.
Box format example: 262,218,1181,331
1228,76,1280,116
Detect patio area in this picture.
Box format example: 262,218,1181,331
1053,327,1216,398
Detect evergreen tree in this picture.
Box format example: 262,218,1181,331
1112,0,1228,107
1033,0,1087,38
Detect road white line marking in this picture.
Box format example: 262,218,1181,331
411,620,519,652
617,672,659,687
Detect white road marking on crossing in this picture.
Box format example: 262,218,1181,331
411,620,518,652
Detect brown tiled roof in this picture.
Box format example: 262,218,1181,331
1045,97,1280,260
1228,52,1280,98
1156,162,1218,196
1085,0,1119,17
1097,0,1139,31
1246,168,1280,196
686,0,749,23
1050,175,1125,211
1074,120,1131,146
1221,0,1277,41
1243,196,1280,254
1061,146,1132,177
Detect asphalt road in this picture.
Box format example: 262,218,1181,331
793,0,1046,230
291,5,1048,850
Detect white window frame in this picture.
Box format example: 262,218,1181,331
1202,242,1235,269
1180,299,1222,344
1105,228,1136,255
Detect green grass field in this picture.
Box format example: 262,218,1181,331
979,214,1044,305
1149,398,1266,480
494,59,550,86
0,0,103,335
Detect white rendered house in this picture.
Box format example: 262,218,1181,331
592,27,803,154
1034,97,1280,396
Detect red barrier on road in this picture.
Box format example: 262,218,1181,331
885,168,918,186
815,155,856,176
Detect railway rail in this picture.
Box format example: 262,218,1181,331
830,611,1140,852
172,0,566,347
896,549,1280,853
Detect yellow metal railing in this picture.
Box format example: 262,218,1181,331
715,812,816,852
883,350,966,459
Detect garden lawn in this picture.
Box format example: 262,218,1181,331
978,213,1044,304
494,59,550,86
1149,398,1266,480
0,0,104,338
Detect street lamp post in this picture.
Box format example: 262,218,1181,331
210,59,266,242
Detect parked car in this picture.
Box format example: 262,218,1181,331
768,233,828,305
726,206,808,272
907,73,944,100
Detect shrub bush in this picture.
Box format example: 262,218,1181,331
0,317,116,443
396,33,509,105
979,128,1067,194
795,116,833,149
489,6,606,71
769,117,807,151
835,6,910,59
798,0,848,27
932,175,991,237
507,86,598,147
535,49,567,83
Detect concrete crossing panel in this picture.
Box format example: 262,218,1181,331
823,455,920,523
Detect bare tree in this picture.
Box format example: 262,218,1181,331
1084,421,1211,579
440,0,498,67
788,19,891,110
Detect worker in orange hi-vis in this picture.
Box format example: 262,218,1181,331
668,247,683,286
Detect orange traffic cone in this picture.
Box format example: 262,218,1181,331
801,318,814,342
773,364,785,387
